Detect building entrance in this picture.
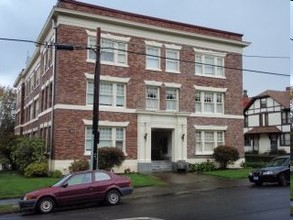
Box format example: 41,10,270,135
151,129,172,161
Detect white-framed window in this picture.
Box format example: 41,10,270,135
86,80,125,107
195,51,225,77
166,49,180,72
195,130,225,155
85,126,125,154
88,36,128,66
146,86,159,110
166,88,178,111
195,91,224,114
146,46,161,70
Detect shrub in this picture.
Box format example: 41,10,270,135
49,170,63,178
24,162,48,177
69,159,89,173
98,147,125,171
213,145,239,169
10,137,45,172
189,160,216,173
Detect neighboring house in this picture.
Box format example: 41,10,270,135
13,0,249,173
243,88,291,154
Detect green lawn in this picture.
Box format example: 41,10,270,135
0,171,165,199
203,168,253,179
0,171,60,199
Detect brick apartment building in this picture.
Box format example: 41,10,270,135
14,0,249,173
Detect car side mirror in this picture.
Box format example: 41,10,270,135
62,183,68,188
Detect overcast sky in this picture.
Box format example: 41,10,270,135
0,0,291,96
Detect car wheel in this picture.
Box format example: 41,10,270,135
255,181,263,186
278,173,287,186
37,197,55,214
106,190,120,205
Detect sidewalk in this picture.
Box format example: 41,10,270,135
130,172,250,200
0,172,250,207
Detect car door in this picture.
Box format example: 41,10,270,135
91,171,113,201
56,172,93,205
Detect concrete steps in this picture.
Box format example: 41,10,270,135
152,160,172,172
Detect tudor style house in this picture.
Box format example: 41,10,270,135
14,0,249,173
243,88,291,154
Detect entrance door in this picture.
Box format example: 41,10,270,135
151,129,172,161
270,134,278,152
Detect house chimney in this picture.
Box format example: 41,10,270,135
243,90,248,98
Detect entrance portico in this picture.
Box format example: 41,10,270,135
137,112,188,172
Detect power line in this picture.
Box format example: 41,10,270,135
0,37,290,77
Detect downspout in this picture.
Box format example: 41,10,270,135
49,18,58,172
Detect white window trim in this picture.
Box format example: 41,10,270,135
165,49,180,73
165,44,182,50
164,82,182,88
146,86,160,111
82,119,129,127
145,41,162,47
166,87,179,112
86,31,130,67
194,125,228,131
84,73,130,83
194,85,227,93
144,80,163,87
194,48,226,79
145,41,162,71
195,129,226,155
84,123,128,156
194,48,227,57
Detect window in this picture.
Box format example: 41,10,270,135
281,111,290,124
244,115,248,127
67,173,92,186
146,46,160,70
146,87,159,110
244,135,251,146
280,133,290,146
196,130,224,154
95,172,111,181
166,49,179,72
260,98,267,108
195,53,224,77
85,126,125,154
88,36,127,66
195,91,224,114
166,88,178,111
87,81,125,107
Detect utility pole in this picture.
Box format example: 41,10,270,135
91,27,101,170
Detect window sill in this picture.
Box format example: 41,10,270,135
195,74,226,79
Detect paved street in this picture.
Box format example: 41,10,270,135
0,184,290,220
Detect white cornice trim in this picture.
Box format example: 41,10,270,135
53,8,249,53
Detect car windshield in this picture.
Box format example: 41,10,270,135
266,157,288,167
52,174,72,187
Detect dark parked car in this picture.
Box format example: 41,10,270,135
248,155,290,186
19,170,133,214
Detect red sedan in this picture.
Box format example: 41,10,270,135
19,170,133,214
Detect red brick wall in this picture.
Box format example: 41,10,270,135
52,23,244,161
